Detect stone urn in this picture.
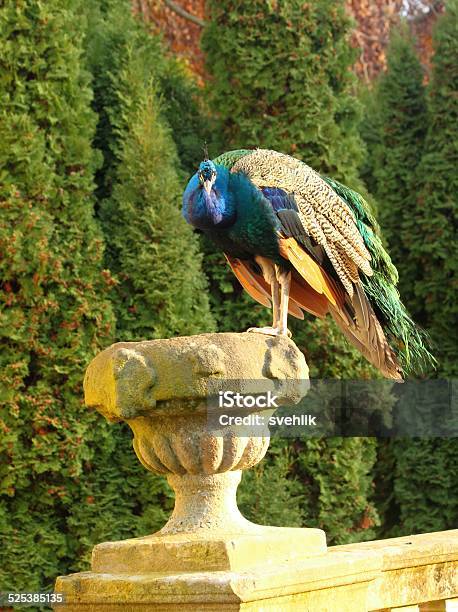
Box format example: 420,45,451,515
55,333,326,609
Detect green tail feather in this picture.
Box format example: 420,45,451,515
323,176,436,376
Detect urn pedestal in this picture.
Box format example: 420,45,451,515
54,333,328,610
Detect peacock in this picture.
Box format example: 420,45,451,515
182,148,434,380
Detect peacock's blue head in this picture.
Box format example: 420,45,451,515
197,160,217,195
182,159,235,230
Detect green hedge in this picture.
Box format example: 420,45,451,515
0,0,210,593
0,0,117,591
387,3,458,535
364,27,428,309
86,0,214,340
360,5,458,535
405,1,458,376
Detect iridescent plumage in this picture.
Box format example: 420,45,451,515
182,148,434,379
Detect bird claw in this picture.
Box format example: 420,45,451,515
246,326,292,338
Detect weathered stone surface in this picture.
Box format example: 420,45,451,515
91,526,327,574
54,531,458,611
55,548,380,611
83,332,309,421
334,531,458,611
130,413,272,477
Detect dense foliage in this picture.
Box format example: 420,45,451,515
87,0,210,183
405,0,458,376
362,6,457,377
387,2,458,536
86,0,214,341
0,0,208,594
360,4,458,536
0,0,118,591
202,0,364,183
363,28,428,308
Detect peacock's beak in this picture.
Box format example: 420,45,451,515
203,179,213,195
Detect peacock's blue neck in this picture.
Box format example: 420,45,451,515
182,165,236,230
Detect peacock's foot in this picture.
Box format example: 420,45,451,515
246,326,292,338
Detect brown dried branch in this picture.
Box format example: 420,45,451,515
163,0,204,27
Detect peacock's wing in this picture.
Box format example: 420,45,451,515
231,149,372,297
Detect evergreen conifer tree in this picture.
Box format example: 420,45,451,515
86,0,210,182
86,0,214,340
0,0,120,590
202,0,364,183
201,0,383,543
0,0,207,591
387,2,458,537
404,0,458,375
368,28,428,309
